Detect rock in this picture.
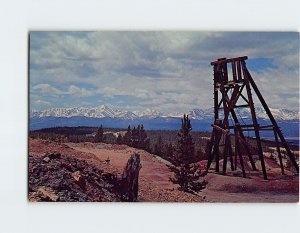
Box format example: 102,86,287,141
45,152,61,160
28,153,122,202
37,186,59,201
72,171,86,190
43,157,50,163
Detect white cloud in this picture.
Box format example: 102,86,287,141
32,83,65,96
67,85,93,97
30,32,299,112
35,99,50,106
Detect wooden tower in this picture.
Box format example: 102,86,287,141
206,56,299,180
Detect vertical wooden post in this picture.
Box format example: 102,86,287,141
206,137,214,170
236,124,257,171
213,65,219,121
222,135,229,175
232,61,237,82
228,137,234,171
214,119,223,173
242,61,267,180
214,130,220,173
235,126,246,178
273,128,285,175
222,134,233,174
237,61,242,81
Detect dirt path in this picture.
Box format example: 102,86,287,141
66,142,206,202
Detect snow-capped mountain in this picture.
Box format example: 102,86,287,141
133,109,163,118
256,107,299,121
30,105,299,121
188,108,214,120
215,107,299,121
31,105,137,120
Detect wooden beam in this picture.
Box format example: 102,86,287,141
211,56,248,65
232,61,237,81
235,128,246,178
273,128,285,175
237,61,242,81
242,61,268,180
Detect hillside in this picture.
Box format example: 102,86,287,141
29,139,299,202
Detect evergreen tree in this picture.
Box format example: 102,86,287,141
167,114,207,193
139,124,150,151
94,124,105,143
196,149,205,161
124,125,132,146
131,126,138,147
154,136,163,157
116,133,123,144
164,143,174,160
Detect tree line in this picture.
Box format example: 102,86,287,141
116,124,150,151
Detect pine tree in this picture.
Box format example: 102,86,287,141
94,124,105,143
167,114,207,193
116,133,123,144
164,143,174,160
139,124,150,151
196,149,205,161
154,136,163,157
131,126,138,147
124,125,132,146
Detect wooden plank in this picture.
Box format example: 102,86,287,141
211,56,248,65
235,128,246,178
237,61,242,81
206,133,215,170
273,129,285,175
242,61,268,180
213,130,222,173
228,137,235,171
232,61,237,81
222,135,232,174
211,124,230,135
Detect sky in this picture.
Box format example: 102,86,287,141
30,31,299,113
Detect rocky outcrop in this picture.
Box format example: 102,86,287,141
28,152,122,202
29,152,142,202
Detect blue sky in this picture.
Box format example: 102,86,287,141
30,31,299,113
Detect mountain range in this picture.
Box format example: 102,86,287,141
30,104,299,121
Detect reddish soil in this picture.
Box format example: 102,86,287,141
29,139,299,202
29,139,206,202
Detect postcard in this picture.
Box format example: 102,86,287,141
29,31,299,202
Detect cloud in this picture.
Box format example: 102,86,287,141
30,31,299,112
68,85,93,97
32,83,65,96
35,99,50,106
